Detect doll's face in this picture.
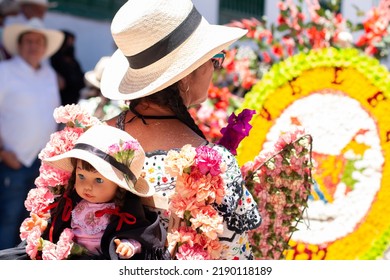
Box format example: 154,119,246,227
74,160,118,203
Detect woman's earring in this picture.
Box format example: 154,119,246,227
185,85,190,94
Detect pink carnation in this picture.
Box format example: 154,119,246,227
176,243,211,260
199,173,225,204
20,217,33,241
176,171,203,199
206,239,223,260
42,241,58,260
26,227,42,259
168,226,198,247
195,146,222,176
35,163,71,188
41,228,74,260
240,161,254,177
53,104,100,127
20,214,47,241
190,206,224,240
38,127,84,160
24,187,55,215
108,143,120,154
169,193,203,218
122,139,140,151
56,228,74,259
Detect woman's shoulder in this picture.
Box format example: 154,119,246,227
105,115,120,127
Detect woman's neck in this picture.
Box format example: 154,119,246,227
133,102,175,117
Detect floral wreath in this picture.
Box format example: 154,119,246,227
237,47,390,259
20,105,102,259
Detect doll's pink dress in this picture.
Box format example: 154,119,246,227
71,199,115,254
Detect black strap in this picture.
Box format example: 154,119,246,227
73,143,137,185
126,6,202,69
127,107,178,125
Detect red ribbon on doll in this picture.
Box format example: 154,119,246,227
61,194,73,222
42,193,73,242
95,207,136,231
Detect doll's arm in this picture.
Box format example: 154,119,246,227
114,238,142,259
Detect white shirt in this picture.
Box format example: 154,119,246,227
0,56,61,166
3,14,29,26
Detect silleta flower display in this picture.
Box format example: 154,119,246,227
238,47,390,259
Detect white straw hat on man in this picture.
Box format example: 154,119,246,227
17,0,57,8
100,0,247,101
2,17,64,58
44,125,154,198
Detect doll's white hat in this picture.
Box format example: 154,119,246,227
44,125,154,197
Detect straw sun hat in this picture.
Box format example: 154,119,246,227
84,56,110,89
44,125,154,198
17,0,57,8
100,0,247,101
2,17,64,58
0,0,19,15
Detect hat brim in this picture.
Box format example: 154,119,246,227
2,24,64,59
84,70,100,89
44,148,155,198
101,18,247,100
19,1,58,8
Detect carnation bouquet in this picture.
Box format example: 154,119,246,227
21,104,101,260
164,144,226,260
108,138,141,186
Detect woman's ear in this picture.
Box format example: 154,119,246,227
178,77,190,94
178,78,191,107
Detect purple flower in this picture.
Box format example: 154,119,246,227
217,109,256,155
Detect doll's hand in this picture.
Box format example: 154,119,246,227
114,238,140,259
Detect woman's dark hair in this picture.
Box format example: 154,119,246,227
128,82,206,139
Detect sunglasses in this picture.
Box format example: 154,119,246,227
211,51,226,69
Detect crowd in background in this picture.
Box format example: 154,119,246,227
0,0,123,250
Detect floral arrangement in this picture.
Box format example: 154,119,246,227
108,139,140,185
213,96,315,260
223,0,390,94
190,0,390,144
240,127,313,260
237,47,390,259
20,104,101,259
108,140,140,164
164,144,226,260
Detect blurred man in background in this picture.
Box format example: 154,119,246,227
0,18,63,249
